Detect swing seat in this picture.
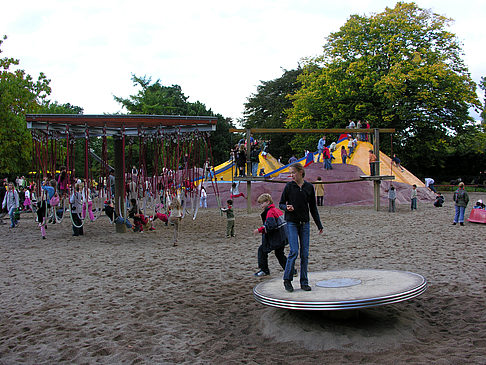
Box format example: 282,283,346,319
467,208,486,224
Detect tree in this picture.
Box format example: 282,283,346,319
286,2,481,176
0,35,51,174
114,75,234,165
480,77,486,126
243,68,302,161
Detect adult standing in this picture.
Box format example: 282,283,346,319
279,163,323,292
453,182,469,226
2,182,19,228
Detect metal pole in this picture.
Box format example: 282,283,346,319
373,129,380,211
114,138,127,233
246,129,252,213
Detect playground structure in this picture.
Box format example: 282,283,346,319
26,114,218,232
253,269,427,311
468,208,486,224
225,128,403,212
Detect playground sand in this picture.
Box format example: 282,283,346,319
0,192,485,364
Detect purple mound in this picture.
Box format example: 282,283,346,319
203,163,434,209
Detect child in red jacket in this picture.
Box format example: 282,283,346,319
253,193,290,277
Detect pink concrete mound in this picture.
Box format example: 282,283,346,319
204,163,434,208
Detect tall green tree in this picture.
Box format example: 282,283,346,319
114,75,234,164
286,2,481,176
0,36,51,174
243,68,302,161
480,76,486,126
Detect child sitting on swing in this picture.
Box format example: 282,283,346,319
129,198,149,232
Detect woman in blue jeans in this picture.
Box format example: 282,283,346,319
2,183,19,228
279,163,323,292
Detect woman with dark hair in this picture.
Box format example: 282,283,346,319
279,163,323,293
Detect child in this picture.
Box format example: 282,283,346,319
341,146,348,164
129,198,146,232
230,182,246,199
70,183,84,236
104,200,132,229
23,187,32,212
37,191,48,239
168,198,183,246
388,185,396,212
221,199,235,238
473,199,485,209
200,186,207,208
411,184,417,211
434,193,445,207
314,177,324,206
253,193,289,277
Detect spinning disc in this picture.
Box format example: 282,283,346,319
253,269,427,311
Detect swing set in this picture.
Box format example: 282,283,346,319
26,114,218,233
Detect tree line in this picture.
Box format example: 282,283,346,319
1,2,485,183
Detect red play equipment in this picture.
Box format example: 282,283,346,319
467,208,486,224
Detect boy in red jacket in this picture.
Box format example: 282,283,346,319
253,193,290,277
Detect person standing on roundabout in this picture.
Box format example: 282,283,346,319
279,162,323,292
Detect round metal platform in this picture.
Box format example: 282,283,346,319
253,269,427,311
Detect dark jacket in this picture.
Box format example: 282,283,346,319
279,180,323,230
257,204,288,252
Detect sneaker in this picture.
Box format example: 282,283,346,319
42,236,46,239
301,284,312,291
452,222,457,225
460,222,464,226
284,280,294,292
254,270,269,277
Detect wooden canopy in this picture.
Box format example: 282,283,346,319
26,114,217,138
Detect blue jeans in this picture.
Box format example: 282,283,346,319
8,207,18,227
115,216,132,228
252,162,259,177
454,206,466,223
284,221,310,285
324,158,332,170
411,198,417,210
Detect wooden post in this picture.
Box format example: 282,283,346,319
373,129,381,211
114,138,126,233
246,129,252,213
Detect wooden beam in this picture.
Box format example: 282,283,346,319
229,128,395,134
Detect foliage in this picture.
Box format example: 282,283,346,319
114,75,234,165
286,2,482,177
243,68,302,160
0,36,51,174
36,100,89,177
480,77,486,125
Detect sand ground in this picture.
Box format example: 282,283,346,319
0,192,485,364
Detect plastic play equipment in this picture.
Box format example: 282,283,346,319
467,208,486,224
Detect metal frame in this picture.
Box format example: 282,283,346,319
26,114,217,138
253,269,427,311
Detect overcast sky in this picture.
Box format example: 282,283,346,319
2,0,484,121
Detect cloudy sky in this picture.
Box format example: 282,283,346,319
2,0,484,121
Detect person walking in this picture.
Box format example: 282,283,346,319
2,182,19,228
279,163,323,293
253,193,289,277
453,182,469,226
